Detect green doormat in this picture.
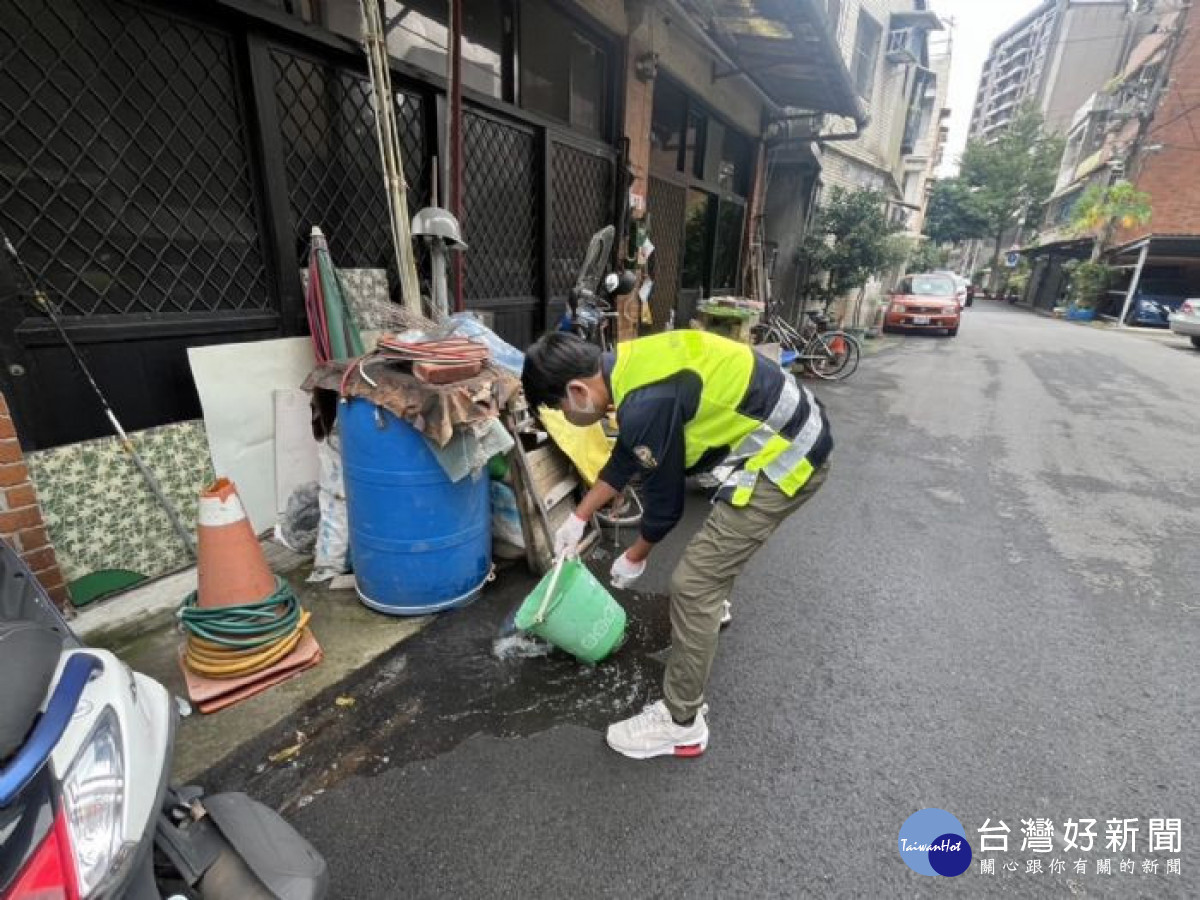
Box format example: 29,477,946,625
69,569,149,607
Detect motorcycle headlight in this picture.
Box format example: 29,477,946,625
62,706,133,897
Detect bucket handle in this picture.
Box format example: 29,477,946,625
532,554,568,626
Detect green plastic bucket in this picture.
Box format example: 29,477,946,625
514,558,627,664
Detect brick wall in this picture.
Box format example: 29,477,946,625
0,393,68,608
1117,0,1200,244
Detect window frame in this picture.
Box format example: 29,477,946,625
514,0,615,140
322,1,617,142
826,0,843,40
852,10,883,100
649,74,755,296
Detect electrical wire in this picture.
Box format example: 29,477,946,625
180,578,311,679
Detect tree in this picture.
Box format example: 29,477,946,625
1070,180,1152,261
797,188,903,310
924,178,990,246
907,239,952,274
958,104,1065,288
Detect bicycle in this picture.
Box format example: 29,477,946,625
746,208,859,382
753,308,861,381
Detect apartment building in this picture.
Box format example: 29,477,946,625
969,0,1134,141
1025,0,1200,317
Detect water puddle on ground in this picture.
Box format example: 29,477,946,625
206,579,673,812
491,633,554,659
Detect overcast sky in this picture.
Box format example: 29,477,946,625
927,0,1044,177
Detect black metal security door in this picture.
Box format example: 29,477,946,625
549,136,615,323
646,175,687,327
461,109,542,347
0,0,277,448
268,47,433,321
0,0,617,448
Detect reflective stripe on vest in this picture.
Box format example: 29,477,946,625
611,332,822,506
762,400,824,494
723,390,823,505
726,376,802,463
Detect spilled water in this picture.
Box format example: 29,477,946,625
204,571,674,812
491,633,554,660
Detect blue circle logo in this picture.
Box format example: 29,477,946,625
898,809,972,877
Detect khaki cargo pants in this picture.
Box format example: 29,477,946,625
663,463,830,722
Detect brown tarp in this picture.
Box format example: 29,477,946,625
303,359,521,447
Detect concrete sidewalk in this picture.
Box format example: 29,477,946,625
996,297,1199,351
82,544,429,782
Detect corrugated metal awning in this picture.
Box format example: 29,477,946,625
680,0,867,127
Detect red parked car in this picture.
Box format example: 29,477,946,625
883,273,962,337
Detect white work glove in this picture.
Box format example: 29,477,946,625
554,513,588,558
610,552,647,589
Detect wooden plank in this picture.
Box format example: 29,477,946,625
526,445,573,486
503,407,593,575
510,448,552,573
540,474,578,512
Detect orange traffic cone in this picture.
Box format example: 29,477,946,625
181,477,323,712
195,478,276,609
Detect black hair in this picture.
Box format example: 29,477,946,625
521,332,602,409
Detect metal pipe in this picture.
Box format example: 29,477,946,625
449,0,465,312
1116,240,1150,328
658,0,780,114
2,236,195,559
360,0,422,313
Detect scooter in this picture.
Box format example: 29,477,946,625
0,541,328,899
557,225,637,351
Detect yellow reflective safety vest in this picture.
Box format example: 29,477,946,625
610,331,829,506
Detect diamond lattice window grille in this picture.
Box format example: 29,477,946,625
461,111,540,301
272,52,430,290
0,0,269,317
647,176,687,326
549,142,614,297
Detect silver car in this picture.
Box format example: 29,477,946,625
935,271,969,309
1169,299,1200,349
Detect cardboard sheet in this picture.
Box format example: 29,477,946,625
273,388,321,517
188,338,317,533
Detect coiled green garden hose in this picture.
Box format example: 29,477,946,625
180,578,310,679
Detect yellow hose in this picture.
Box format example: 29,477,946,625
184,610,312,679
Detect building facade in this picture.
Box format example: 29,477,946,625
969,0,1135,141
0,0,863,597
763,0,950,323
1026,0,1200,316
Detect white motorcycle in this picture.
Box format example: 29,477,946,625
0,541,328,899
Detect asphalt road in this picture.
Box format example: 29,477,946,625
211,302,1200,898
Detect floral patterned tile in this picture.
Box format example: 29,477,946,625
26,420,214,583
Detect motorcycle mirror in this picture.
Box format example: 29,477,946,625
603,271,637,297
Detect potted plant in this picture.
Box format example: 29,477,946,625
1063,260,1111,321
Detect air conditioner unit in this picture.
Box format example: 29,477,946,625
887,28,920,65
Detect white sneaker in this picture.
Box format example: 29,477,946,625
605,700,709,759
720,601,732,628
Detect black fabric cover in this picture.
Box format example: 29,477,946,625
0,540,79,763
0,540,77,645
0,621,61,761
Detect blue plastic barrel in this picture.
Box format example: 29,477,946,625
341,398,491,615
